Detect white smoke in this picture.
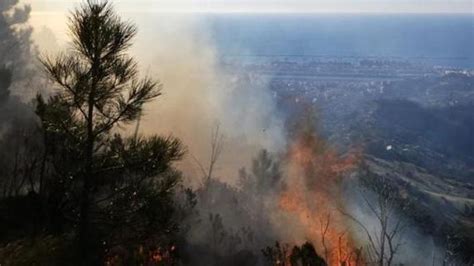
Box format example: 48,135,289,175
344,180,447,266
128,13,286,185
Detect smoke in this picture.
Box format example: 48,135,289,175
32,26,60,55
343,180,447,265
128,14,286,185
119,14,451,265
0,0,37,99
28,6,454,265
0,0,38,128
0,0,43,198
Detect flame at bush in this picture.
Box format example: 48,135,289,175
279,110,362,266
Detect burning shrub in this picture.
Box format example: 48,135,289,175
278,109,361,266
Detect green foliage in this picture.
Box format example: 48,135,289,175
39,1,161,140
32,0,186,263
97,136,184,244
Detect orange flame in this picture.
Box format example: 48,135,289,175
279,109,362,266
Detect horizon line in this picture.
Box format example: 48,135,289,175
31,10,474,15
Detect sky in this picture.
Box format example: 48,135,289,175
27,0,473,13
26,0,473,45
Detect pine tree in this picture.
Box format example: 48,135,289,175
37,1,185,263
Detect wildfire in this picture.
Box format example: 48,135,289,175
279,110,362,266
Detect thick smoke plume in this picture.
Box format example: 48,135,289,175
128,14,286,185
0,0,36,99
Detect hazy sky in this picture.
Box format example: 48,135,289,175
26,0,473,45
27,0,473,13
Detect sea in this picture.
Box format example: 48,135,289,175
200,14,474,69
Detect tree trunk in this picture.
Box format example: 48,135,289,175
78,57,99,264
78,104,94,264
